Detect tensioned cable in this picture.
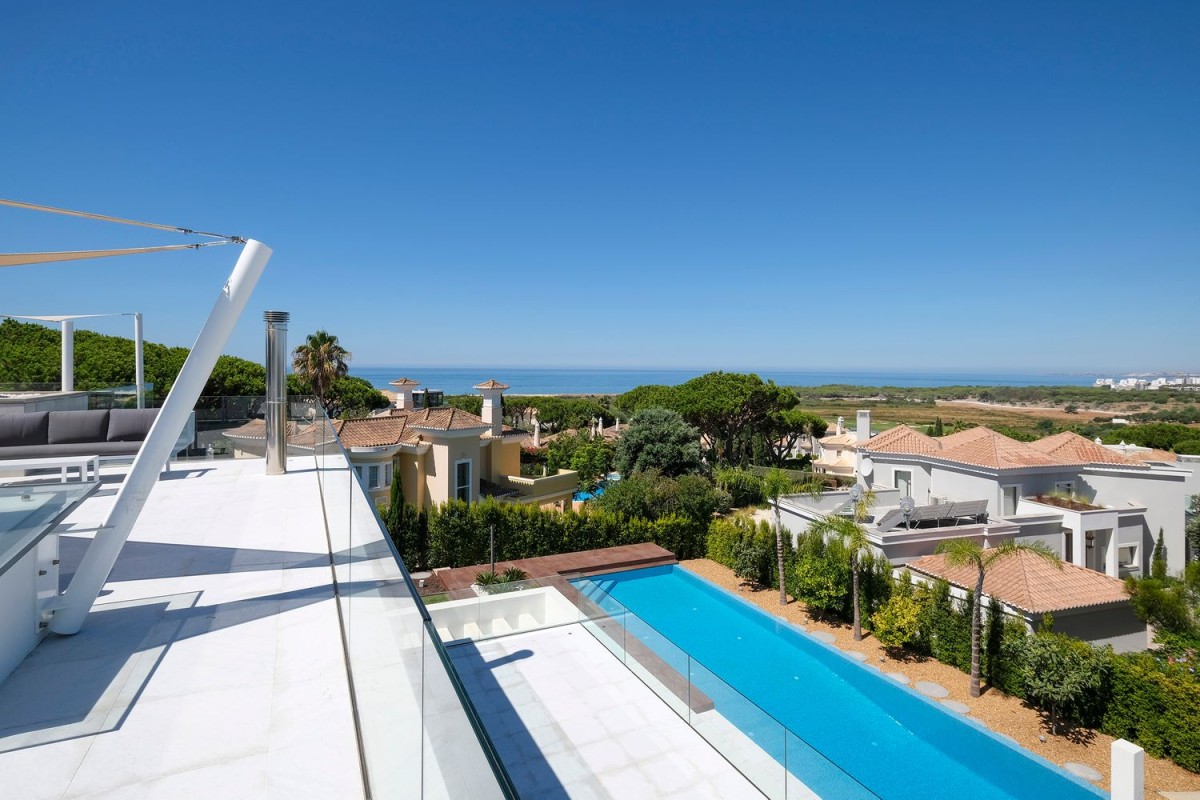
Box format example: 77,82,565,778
0,197,244,242
0,241,230,268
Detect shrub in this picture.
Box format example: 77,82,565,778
714,467,766,507
391,498,709,570
872,594,922,649
1103,653,1200,771
1024,632,1112,733
707,517,788,589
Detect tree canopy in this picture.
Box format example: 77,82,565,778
613,407,702,477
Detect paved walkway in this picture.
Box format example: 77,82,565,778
435,543,676,591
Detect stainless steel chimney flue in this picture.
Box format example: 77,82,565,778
264,311,290,475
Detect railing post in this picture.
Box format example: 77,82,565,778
1111,739,1144,800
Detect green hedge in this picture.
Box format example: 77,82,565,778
387,498,708,571
1103,653,1200,771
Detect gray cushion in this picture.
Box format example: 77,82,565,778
107,408,159,442
47,410,110,445
0,412,50,447
0,441,141,458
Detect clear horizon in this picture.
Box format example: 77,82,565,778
2,3,1197,373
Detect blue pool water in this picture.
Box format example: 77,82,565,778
574,565,1105,800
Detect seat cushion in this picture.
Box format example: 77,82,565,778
47,410,110,445
0,412,50,447
107,408,160,442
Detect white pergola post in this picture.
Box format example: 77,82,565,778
49,240,273,635
133,312,145,408
60,319,74,392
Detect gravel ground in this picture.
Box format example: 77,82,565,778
680,558,1200,796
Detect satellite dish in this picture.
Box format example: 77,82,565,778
849,485,863,503
899,496,916,515
859,457,874,477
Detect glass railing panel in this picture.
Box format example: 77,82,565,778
784,727,879,800
300,405,513,799
688,657,786,800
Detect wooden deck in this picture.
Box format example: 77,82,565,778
433,543,677,592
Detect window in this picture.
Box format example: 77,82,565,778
354,466,363,480
368,465,380,489
1064,529,1074,563
455,460,472,504
1119,545,1139,569
894,470,912,498
1001,485,1019,517
384,463,393,488
1055,481,1075,497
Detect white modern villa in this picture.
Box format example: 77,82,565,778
775,410,1195,652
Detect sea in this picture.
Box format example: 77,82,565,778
350,366,1097,396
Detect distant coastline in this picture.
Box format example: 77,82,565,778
350,366,1099,397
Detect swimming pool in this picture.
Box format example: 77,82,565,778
574,565,1105,800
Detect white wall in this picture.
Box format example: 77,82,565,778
1082,468,1187,573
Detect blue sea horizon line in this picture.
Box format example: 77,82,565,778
349,365,1103,395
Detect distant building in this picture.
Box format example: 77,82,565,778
226,378,578,510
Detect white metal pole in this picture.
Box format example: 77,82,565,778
61,319,74,393
134,312,145,408
50,240,273,635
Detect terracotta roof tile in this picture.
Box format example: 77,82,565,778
1123,448,1179,464
473,379,510,390
860,425,940,455
1027,432,1138,465
938,429,1061,469
906,550,1130,614
336,416,412,448
818,432,860,447
405,407,490,432
388,377,420,387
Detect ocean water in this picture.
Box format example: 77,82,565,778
350,366,1096,396
574,566,1103,800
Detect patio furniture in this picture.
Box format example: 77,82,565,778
0,454,99,484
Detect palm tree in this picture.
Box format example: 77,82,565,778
809,487,876,640
762,469,793,605
292,330,351,415
763,469,826,605
935,537,1061,697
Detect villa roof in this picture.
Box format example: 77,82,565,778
389,377,420,387
861,425,1143,471
1027,432,1137,465
1122,448,1179,464
474,379,510,390
938,428,1061,470
335,416,413,448
404,406,491,432
906,550,1131,615
859,424,940,455
818,431,860,448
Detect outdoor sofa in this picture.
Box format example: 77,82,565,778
0,409,195,460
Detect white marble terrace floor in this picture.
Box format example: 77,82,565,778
0,459,363,800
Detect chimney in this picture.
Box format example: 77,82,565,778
389,378,419,410
836,416,844,436
856,410,871,443
263,311,289,475
474,379,508,437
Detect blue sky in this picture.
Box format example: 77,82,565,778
2,2,1197,373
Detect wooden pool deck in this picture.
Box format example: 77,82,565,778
432,543,677,592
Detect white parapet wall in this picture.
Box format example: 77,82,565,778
429,586,580,643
